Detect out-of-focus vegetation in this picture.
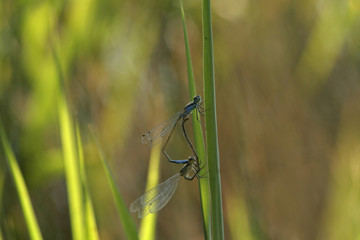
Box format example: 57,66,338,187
1,0,360,239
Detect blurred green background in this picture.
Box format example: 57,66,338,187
1,0,360,239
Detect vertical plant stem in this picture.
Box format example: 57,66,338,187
57,94,85,240
90,129,138,240
53,49,85,240
75,122,100,240
0,120,43,240
139,142,162,240
180,1,211,239
202,0,224,238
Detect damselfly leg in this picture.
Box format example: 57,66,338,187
181,117,198,159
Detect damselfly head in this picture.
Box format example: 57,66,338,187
180,156,200,181
193,95,201,104
187,156,198,165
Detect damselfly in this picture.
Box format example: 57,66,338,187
141,96,204,162
130,156,201,218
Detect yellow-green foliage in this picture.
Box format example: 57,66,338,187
1,0,360,239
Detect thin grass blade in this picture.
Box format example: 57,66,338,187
202,0,225,238
139,142,162,240
90,129,138,240
55,52,85,240
179,1,211,239
75,121,100,240
0,120,43,240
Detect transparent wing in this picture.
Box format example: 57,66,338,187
130,173,181,218
141,111,182,147
149,179,179,213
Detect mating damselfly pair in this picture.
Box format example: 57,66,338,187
130,96,205,218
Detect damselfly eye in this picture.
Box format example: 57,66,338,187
194,95,201,103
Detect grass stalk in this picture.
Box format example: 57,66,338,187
179,1,211,239
139,142,162,240
0,120,43,240
202,0,225,238
75,121,100,240
90,129,138,240
55,55,85,240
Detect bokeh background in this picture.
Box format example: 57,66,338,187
1,0,360,239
